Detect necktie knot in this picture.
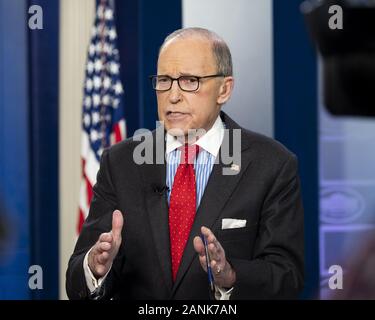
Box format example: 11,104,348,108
181,144,199,164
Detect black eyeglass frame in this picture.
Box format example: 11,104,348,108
149,74,225,92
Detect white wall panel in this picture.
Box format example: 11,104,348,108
183,0,273,137
59,0,95,300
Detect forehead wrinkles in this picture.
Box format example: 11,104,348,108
157,39,216,74
157,58,208,75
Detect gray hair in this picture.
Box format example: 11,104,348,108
159,27,233,76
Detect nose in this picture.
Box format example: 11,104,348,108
168,79,182,104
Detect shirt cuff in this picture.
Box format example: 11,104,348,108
83,247,112,293
214,285,234,300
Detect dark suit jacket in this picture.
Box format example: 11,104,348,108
66,112,304,300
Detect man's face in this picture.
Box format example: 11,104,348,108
156,37,229,138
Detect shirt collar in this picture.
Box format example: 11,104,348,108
165,115,224,157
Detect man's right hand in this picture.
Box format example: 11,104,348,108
88,210,124,278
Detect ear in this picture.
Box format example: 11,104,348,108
217,76,234,105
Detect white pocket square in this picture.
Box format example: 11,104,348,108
222,218,247,230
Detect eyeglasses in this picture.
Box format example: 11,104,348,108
149,74,225,92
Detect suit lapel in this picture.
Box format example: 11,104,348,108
139,131,173,291
171,121,253,296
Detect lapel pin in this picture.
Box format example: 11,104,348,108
230,164,240,172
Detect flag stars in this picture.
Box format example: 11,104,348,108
86,79,93,91
108,28,117,40
93,94,101,107
102,95,110,106
97,5,104,19
91,26,97,38
93,76,102,90
103,77,111,89
103,43,113,55
94,59,103,72
87,61,94,74
91,130,104,143
104,8,113,20
112,98,120,108
89,44,96,57
90,130,99,142
114,81,123,95
95,42,102,54
109,62,119,74
92,112,100,125
83,114,91,128
84,96,92,108
80,2,125,232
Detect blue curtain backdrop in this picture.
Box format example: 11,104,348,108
273,0,320,299
115,0,182,135
0,0,31,299
27,0,59,300
0,0,59,299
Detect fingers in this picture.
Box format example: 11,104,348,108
92,234,113,263
89,243,112,277
210,259,222,275
92,250,111,276
99,232,112,243
195,227,236,287
200,226,225,272
193,236,205,255
96,251,109,264
95,233,113,254
90,237,113,275
198,255,208,272
201,226,217,243
98,241,111,252
201,226,221,253
96,210,124,255
90,236,114,276
88,211,124,278
208,241,223,261
193,236,208,272
111,210,124,241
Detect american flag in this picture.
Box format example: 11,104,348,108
78,0,126,233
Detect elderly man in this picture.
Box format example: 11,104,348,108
66,27,304,300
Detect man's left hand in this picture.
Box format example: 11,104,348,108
193,226,236,289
